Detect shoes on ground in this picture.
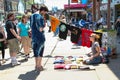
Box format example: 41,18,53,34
35,66,45,72
2,59,6,64
11,61,21,67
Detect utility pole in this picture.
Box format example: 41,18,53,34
92,0,96,22
24,0,27,11
4,0,6,17
97,0,101,20
107,0,111,29
68,0,70,23
33,0,34,4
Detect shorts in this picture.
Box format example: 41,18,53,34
32,42,45,57
21,36,31,48
8,38,19,53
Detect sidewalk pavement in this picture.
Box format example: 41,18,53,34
0,27,120,80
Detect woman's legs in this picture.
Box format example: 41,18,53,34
0,42,6,64
21,37,30,60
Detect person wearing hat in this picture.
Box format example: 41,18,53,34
30,6,48,71
83,33,102,65
5,12,21,66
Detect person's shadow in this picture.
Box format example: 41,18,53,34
18,70,41,80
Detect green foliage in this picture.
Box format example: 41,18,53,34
22,0,34,5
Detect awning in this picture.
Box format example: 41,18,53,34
64,4,87,9
66,9,86,12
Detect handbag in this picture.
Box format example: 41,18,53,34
28,31,32,38
4,41,8,49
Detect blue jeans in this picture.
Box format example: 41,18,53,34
54,27,59,36
86,56,102,65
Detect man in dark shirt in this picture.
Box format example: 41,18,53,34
5,12,21,66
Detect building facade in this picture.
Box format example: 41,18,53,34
0,0,4,21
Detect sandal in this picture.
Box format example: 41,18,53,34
39,66,45,71
35,66,44,72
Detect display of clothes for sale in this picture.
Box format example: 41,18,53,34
58,22,69,40
81,28,86,46
102,32,108,48
50,15,60,32
81,28,92,47
69,25,82,44
93,32,103,47
86,29,93,47
107,31,116,50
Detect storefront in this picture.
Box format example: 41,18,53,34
64,3,87,22
0,0,4,21
115,4,120,21
11,1,18,13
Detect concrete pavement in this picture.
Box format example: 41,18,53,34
0,27,120,80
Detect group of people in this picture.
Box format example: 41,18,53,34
0,4,110,72
0,6,48,72
0,12,31,66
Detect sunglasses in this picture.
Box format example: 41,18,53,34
89,35,94,37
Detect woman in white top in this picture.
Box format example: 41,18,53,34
83,33,102,65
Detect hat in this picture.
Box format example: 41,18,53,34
7,12,14,19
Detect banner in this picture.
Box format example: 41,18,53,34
81,0,88,4
71,0,78,3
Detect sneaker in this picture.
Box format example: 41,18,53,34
11,61,21,67
24,57,28,61
27,54,30,58
2,59,6,64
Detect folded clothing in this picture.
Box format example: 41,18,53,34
53,59,64,64
54,64,65,69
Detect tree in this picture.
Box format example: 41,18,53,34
92,0,96,22
22,0,34,10
107,0,111,29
